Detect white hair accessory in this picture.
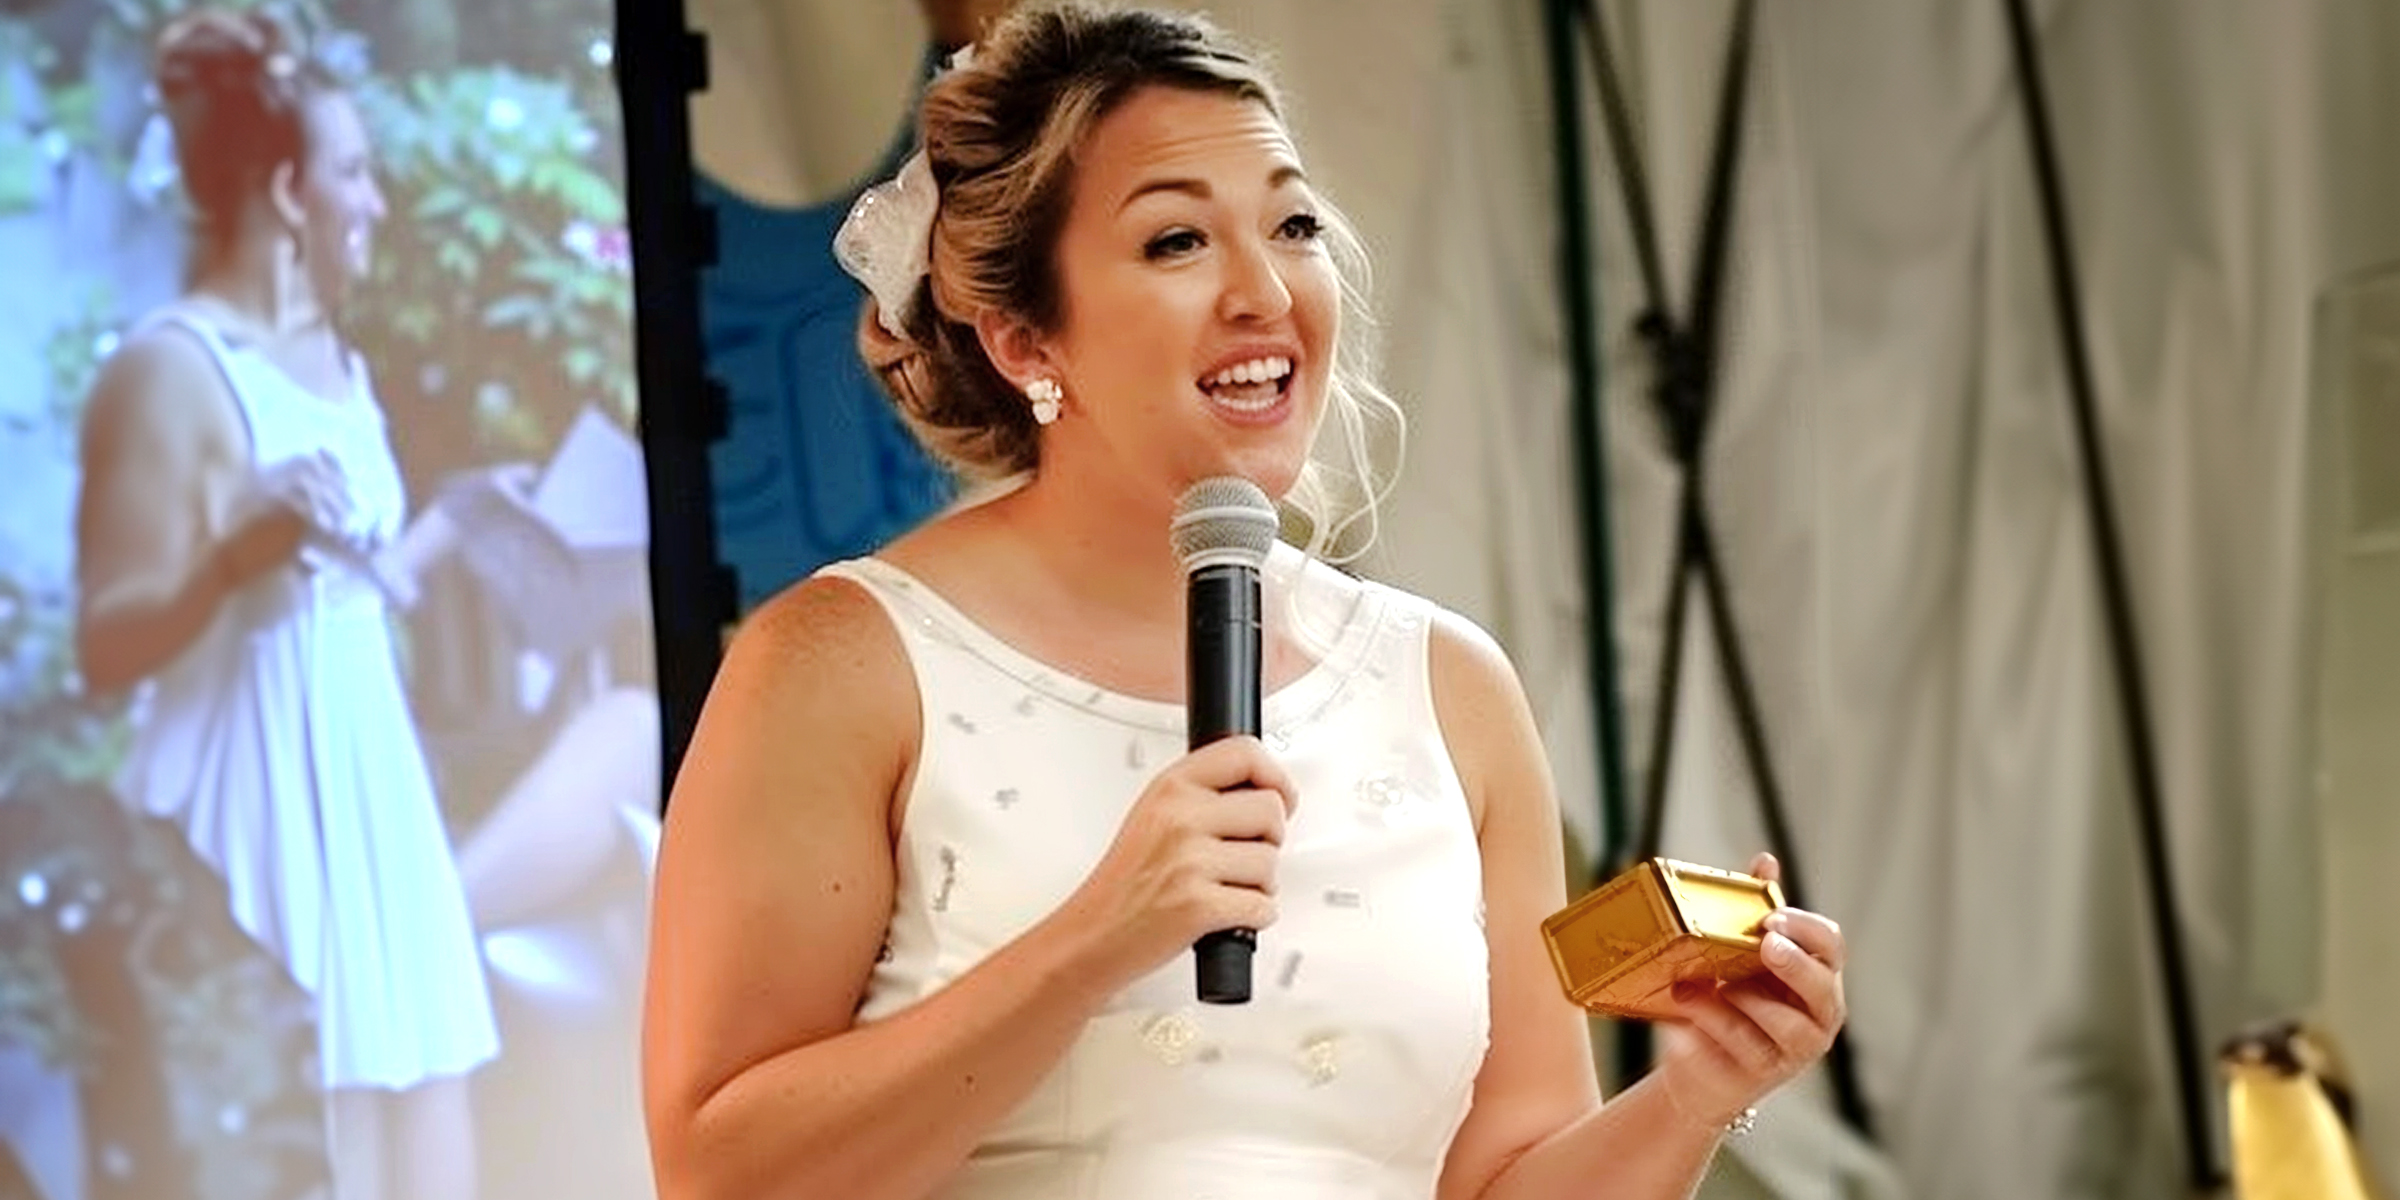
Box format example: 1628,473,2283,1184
833,43,982,338
833,150,939,338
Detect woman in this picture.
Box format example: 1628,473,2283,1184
74,11,492,1198
641,7,1848,1198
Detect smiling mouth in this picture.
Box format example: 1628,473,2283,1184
1199,355,1295,415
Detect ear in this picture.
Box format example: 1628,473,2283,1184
267,158,307,235
971,308,1061,393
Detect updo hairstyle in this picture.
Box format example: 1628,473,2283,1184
860,4,1402,554
153,8,339,263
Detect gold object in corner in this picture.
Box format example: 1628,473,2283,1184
1541,858,1784,1021
2222,1022,2383,1200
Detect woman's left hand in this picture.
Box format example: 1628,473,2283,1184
1651,852,1847,1132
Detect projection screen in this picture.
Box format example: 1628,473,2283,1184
0,2,659,1197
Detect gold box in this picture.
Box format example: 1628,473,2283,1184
1541,858,1785,1021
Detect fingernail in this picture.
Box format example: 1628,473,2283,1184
1766,912,1790,934
1765,933,1798,965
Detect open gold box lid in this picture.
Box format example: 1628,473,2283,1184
1540,858,1785,1021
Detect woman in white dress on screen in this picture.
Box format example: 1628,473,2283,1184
73,11,492,1198
643,6,1849,1199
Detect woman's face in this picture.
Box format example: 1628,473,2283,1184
291,92,386,307
1027,86,1339,505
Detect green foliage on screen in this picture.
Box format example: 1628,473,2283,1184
352,63,635,458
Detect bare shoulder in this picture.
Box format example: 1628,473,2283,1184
99,319,222,391
703,571,919,776
1425,605,1520,696
1421,603,1554,836
666,569,924,848
81,321,241,456
728,571,913,688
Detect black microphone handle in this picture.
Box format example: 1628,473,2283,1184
1187,563,1262,1004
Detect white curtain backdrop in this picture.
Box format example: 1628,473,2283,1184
688,2,2400,1195
1559,5,2400,1197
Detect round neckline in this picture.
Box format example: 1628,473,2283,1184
849,544,1385,735
159,307,377,419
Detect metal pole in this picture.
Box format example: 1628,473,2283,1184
1997,0,2221,1186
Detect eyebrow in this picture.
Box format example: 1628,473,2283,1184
1117,165,1309,214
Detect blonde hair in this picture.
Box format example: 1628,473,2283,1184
858,3,1403,558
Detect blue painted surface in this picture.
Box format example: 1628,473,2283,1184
696,91,955,612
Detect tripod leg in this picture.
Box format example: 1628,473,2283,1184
1688,507,1877,1138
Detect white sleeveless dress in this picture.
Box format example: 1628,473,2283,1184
112,311,499,1091
822,544,1492,1199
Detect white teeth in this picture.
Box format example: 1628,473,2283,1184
1203,356,1292,389
1213,390,1278,413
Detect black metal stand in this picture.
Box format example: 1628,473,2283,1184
1552,0,1876,1139
1997,0,2221,1187
617,0,737,805
1540,0,1637,878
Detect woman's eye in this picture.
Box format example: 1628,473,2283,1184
1144,230,1205,260
1278,213,1324,241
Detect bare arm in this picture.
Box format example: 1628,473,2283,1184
1429,615,1723,1200
1428,614,1849,1200
641,577,1295,1200
73,331,297,694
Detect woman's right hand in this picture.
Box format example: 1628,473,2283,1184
1056,735,1298,989
209,451,348,591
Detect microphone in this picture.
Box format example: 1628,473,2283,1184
1170,476,1280,1005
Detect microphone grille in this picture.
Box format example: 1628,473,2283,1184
1170,476,1278,570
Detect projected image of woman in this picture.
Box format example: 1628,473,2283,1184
71,10,492,1198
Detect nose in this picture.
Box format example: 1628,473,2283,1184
1216,233,1293,325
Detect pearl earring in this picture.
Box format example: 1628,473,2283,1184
1026,377,1063,426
